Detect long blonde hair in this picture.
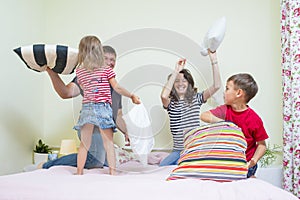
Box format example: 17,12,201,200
77,35,104,71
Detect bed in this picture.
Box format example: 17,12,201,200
0,161,297,200
1,122,296,200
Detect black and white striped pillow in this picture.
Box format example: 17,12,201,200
13,44,79,74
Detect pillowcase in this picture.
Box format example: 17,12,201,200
167,121,247,182
114,144,137,166
13,44,78,74
200,17,226,56
122,103,154,166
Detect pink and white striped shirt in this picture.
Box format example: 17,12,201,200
76,66,115,104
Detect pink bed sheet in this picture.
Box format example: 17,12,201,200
0,161,297,200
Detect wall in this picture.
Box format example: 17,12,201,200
0,0,281,175
0,0,46,175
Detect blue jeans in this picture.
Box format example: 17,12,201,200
247,164,258,178
159,150,181,166
42,152,104,169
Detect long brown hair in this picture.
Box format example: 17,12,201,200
77,35,104,71
169,69,197,104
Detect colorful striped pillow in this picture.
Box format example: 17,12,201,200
13,44,78,74
167,121,247,182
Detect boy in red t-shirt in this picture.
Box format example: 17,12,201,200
200,73,268,178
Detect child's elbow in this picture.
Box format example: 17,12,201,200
200,113,208,122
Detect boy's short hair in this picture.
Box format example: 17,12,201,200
227,73,258,103
103,46,117,57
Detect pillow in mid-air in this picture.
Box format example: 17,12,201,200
13,44,79,74
200,17,226,56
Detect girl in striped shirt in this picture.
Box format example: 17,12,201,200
160,50,221,166
74,36,140,175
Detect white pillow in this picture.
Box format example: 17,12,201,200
122,103,154,166
13,44,78,74
200,17,226,56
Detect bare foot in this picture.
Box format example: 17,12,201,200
37,162,45,169
76,169,83,175
109,168,116,175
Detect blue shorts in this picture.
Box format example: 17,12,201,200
74,102,116,131
247,164,258,178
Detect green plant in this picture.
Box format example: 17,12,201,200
259,143,281,167
33,139,52,154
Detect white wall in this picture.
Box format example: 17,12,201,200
0,0,281,175
0,0,46,175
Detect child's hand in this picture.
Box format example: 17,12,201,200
247,157,257,168
208,50,217,65
175,58,186,72
178,58,186,66
131,94,141,104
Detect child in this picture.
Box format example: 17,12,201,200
200,73,269,178
160,50,221,166
74,35,140,175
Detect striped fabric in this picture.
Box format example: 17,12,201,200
168,92,205,151
167,121,248,182
13,44,78,74
76,67,115,104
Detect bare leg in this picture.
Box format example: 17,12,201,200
76,124,94,175
99,128,116,175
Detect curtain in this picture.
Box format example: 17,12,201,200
281,0,300,198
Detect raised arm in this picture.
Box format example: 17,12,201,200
46,67,80,99
161,59,186,108
202,50,221,102
109,78,140,104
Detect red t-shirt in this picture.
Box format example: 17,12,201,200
210,105,269,161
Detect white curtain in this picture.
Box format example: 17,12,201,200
281,0,300,198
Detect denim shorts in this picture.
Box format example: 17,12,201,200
247,164,258,178
74,102,116,131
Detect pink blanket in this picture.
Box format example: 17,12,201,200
0,162,297,200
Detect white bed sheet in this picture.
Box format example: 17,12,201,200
0,161,297,200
